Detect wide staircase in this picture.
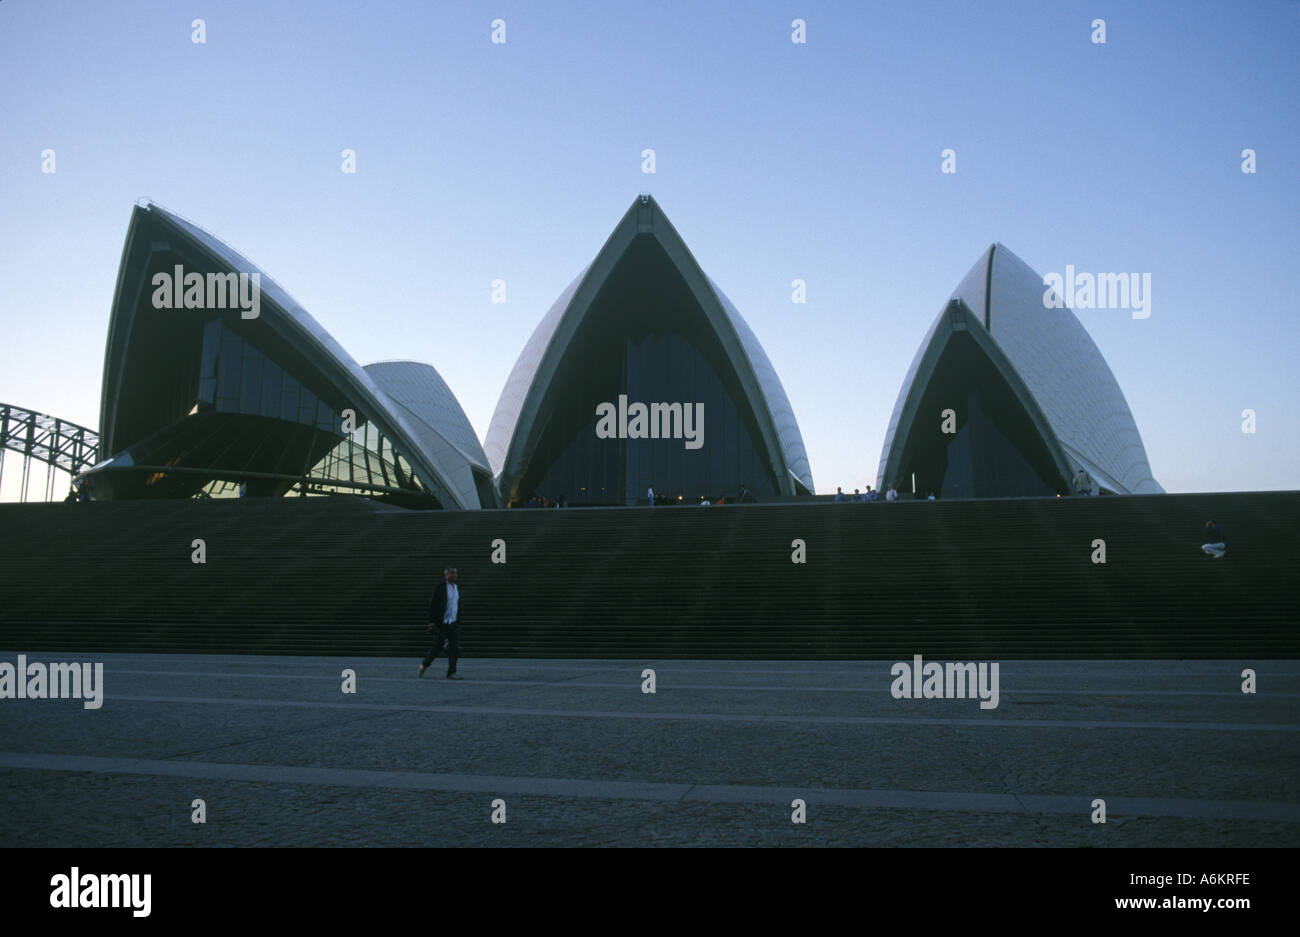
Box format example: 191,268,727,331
0,492,1294,659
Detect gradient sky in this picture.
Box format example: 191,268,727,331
2,0,1297,500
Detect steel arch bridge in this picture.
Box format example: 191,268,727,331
0,403,100,502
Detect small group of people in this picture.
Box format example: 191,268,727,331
650,483,753,507
521,494,566,508
834,484,898,502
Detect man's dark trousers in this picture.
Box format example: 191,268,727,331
423,623,460,675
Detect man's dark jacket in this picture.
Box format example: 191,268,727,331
428,580,461,627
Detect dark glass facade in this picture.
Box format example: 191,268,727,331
199,318,337,432
517,237,778,505
887,332,1065,499
117,316,436,503
938,387,1057,498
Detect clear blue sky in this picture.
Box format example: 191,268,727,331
2,0,1297,499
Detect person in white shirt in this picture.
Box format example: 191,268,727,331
647,486,655,506
885,485,898,501
419,566,463,679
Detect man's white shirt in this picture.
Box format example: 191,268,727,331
444,583,459,623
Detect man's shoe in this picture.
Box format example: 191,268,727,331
418,665,426,678
446,672,463,680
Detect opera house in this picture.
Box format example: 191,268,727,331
86,202,496,508
485,195,814,506
875,244,1162,499
80,199,1159,508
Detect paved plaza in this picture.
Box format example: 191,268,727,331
1,653,1297,847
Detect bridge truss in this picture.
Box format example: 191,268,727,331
0,403,100,502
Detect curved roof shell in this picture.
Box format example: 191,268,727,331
485,196,813,499
878,243,1161,495
99,202,489,508
364,360,495,508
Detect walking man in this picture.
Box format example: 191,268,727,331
419,566,463,679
